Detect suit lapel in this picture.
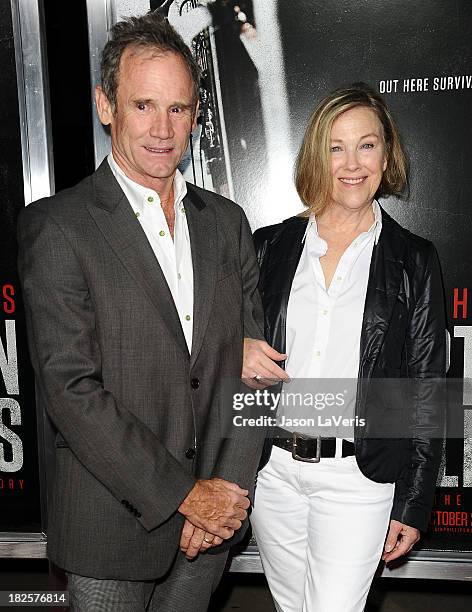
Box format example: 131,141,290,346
184,185,218,368
87,161,189,359
359,209,407,370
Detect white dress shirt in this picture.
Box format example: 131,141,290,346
279,201,382,443
108,154,194,350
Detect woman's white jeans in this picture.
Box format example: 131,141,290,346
250,445,394,612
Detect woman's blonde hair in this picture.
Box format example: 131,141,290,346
295,83,408,217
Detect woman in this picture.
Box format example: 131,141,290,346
244,84,446,612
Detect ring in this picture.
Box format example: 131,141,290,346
203,537,213,543
252,374,262,381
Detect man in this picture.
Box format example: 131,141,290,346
18,12,264,611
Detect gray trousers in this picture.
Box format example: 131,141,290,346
67,551,228,612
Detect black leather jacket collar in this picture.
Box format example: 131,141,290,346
255,209,410,382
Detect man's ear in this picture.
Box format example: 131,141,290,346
191,100,200,132
95,86,113,126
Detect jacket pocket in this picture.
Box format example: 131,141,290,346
55,434,69,448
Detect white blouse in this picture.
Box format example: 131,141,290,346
278,202,382,444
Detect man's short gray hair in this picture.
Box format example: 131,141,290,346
100,11,200,113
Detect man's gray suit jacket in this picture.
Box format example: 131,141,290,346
17,160,265,580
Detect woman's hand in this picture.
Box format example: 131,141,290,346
242,338,289,388
382,519,420,563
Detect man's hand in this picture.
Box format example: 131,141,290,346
179,519,224,559
382,519,420,563
242,338,289,389
178,478,250,540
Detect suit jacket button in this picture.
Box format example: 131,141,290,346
191,378,200,389
185,447,196,459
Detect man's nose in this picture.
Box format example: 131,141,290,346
150,110,173,139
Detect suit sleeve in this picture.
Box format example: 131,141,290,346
241,214,265,341
390,243,446,531
208,208,266,552
17,205,196,532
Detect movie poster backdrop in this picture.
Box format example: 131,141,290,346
275,0,472,552
1,0,471,553
0,1,41,533
160,0,472,552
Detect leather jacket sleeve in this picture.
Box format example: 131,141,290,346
390,242,446,531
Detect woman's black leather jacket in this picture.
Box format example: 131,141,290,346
254,207,446,531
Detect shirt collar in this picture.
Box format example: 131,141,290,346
303,200,383,245
107,153,188,215
371,200,382,244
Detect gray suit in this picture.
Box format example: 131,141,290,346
17,161,264,582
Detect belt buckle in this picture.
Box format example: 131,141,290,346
292,431,321,463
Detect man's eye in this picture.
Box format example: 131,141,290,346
170,106,182,114
136,102,147,111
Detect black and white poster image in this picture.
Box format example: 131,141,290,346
149,0,472,553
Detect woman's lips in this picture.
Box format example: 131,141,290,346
339,177,366,185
